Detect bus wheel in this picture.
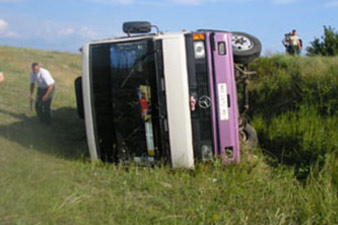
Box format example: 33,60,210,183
231,32,262,64
240,123,259,149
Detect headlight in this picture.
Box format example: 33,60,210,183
201,145,213,162
194,41,205,59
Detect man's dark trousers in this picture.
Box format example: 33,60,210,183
36,87,55,124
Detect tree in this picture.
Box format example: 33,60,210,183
306,26,338,56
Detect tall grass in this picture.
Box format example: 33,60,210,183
249,55,338,179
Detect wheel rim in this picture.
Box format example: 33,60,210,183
240,130,249,142
232,35,254,51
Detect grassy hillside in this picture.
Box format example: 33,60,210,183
249,56,338,179
0,46,337,225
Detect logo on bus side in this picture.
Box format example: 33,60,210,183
199,96,212,109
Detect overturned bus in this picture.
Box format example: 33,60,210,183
75,22,261,169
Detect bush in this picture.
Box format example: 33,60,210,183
307,26,338,56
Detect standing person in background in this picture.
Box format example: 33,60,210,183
0,67,5,83
287,30,302,55
29,63,55,124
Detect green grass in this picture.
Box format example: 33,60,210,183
0,46,337,225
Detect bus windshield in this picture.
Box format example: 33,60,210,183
110,40,158,159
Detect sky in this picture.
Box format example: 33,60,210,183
0,0,337,54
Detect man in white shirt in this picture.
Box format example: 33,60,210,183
288,30,302,55
0,67,5,83
29,63,55,124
